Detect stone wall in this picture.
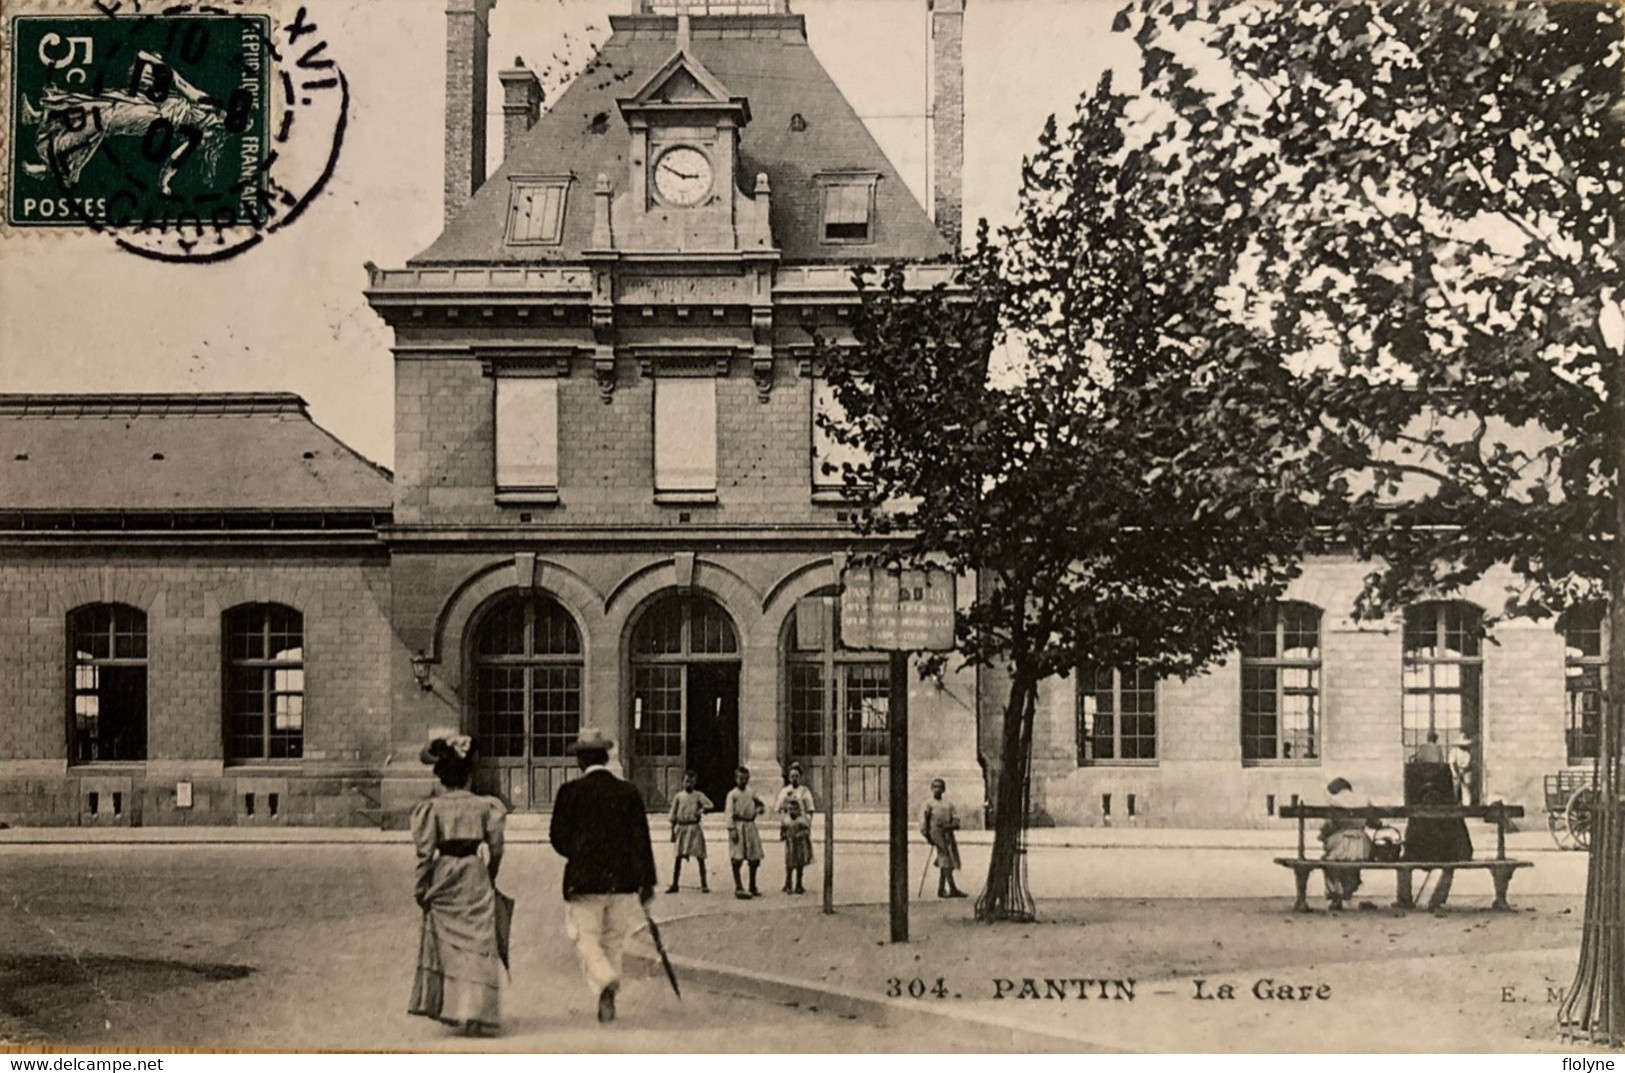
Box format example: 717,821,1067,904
380,546,981,823
394,352,847,528
1022,556,1577,828
0,549,396,826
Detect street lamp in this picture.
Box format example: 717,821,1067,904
410,652,434,692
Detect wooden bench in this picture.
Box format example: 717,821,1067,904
1275,803,1531,912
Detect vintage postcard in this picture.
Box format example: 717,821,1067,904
0,0,1620,1056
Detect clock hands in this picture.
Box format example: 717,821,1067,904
659,162,701,182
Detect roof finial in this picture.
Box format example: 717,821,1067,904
676,13,691,49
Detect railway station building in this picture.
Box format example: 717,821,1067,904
0,0,1598,830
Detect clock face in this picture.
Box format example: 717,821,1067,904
653,146,714,207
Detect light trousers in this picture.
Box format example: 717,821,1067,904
564,893,639,996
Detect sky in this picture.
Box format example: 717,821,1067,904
0,0,1132,468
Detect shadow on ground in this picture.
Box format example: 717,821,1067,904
0,955,253,1042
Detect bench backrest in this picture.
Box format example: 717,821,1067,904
1278,804,1524,821
1278,801,1523,860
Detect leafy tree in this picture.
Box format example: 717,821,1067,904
814,75,1332,920
1115,0,1625,1042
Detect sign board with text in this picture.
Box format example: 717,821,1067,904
839,567,956,652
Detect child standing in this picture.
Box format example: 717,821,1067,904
780,799,814,894
774,762,816,893
724,766,766,899
773,762,816,824
667,770,713,894
921,777,966,898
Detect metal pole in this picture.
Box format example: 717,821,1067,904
822,595,837,915
889,649,910,942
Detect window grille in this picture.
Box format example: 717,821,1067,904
70,604,148,763
225,603,305,762
1241,602,1322,762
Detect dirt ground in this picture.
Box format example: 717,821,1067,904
664,894,1600,1052
0,838,1606,1053
0,844,1077,1052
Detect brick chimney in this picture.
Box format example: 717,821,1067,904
929,0,964,252
499,57,542,163
444,0,494,224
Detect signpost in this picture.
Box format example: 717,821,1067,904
841,566,956,943
796,567,956,941
841,568,956,652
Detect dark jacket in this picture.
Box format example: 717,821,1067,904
548,769,658,899
1403,771,1473,863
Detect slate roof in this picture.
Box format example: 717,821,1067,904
412,13,951,266
0,394,393,514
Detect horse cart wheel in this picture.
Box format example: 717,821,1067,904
1548,807,1577,850
1566,785,1598,851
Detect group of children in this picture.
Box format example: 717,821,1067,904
666,764,965,900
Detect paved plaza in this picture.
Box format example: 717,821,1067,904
0,827,1601,1052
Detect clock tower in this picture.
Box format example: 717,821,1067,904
614,24,767,253
368,1,972,818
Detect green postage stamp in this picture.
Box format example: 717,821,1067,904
8,12,270,229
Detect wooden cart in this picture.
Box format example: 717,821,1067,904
1544,769,1597,851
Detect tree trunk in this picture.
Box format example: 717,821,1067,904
1559,349,1625,1042
975,662,1039,922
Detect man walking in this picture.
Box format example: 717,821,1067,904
548,728,658,1023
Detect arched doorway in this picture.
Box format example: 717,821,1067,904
468,593,584,809
629,593,740,807
782,591,891,809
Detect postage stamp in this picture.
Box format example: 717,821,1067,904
2,1,347,263
8,12,271,230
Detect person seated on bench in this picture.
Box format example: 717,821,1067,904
1411,731,1445,765
1318,777,1376,911
1403,777,1473,910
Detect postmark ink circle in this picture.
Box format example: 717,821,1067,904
10,2,348,264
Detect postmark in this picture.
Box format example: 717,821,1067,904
4,1,347,262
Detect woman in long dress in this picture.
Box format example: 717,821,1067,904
408,729,508,1035
1317,777,1373,910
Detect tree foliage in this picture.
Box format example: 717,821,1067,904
1110,0,1625,1040
815,73,1332,919
1119,0,1624,624
825,0,1625,985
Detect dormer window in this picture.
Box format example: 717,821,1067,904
818,173,878,244
505,176,571,246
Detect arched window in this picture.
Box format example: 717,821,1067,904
1563,607,1606,764
1241,601,1322,762
224,604,305,762
630,594,740,805
782,591,891,806
472,595,584,763
1402,600,1483,758
69,604,147,763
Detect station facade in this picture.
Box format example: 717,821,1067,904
0,1,1600,829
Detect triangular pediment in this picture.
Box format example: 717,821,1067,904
654,66,710,102
624,49,736,109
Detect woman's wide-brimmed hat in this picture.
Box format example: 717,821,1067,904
420,726,473,765
570,727,615,753
1326,777,1354,795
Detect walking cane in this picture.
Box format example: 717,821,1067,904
641,902,682,1000
1415,869,1435,908
917,849,933,898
